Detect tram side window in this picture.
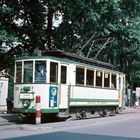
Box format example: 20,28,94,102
104,73,110,88
24,61,33,83
35,61,46,83
111,74,116,89
50,62,58,83
86,69,94,86
96,71,102,87
61,66,67,84
16,62,22,83
76,67,84,85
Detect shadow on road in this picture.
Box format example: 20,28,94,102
6,131,140,140
0,114,19,123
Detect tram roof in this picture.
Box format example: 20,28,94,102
43,50,115,70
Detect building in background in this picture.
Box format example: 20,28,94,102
0,77,8,111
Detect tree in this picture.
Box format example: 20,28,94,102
0,0,140,88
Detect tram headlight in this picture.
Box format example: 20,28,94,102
22,100,31,108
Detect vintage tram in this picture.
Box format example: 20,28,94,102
13,50,125,120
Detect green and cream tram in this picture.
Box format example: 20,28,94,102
13,50,125,120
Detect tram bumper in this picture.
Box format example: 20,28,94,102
12,108,36,113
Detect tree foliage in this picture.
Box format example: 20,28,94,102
1,0,140,87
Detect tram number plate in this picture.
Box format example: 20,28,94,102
20,94,34,99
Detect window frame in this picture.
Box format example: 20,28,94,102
75,66,85,86
49,61,58,83
34,60,47,83
104,72,110,88
111,73,117,89
23,61,33,83
95,70,103,87
15,61,22,83
60,65,67,84
86,68,94,86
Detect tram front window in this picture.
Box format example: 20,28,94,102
35,61,46,83
24,61,33,83
16,62,22,83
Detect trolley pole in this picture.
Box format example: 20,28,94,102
36,95,41,124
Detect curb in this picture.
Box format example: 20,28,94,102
20,125,53,131
0,121,15,126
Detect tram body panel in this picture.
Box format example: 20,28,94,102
14,84,69,110
14,84,35,109
69,86,119,106
14,84,50,109
58,85,68,109
71,86,119,100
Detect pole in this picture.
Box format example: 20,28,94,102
36,95,41,124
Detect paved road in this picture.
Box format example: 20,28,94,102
0,107,140,140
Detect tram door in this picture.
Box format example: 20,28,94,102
49,63,69,109
58,64,69,109
49,62,59,108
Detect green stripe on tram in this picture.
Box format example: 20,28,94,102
69,98,119,107
69,98,119,102
13,108,59,113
